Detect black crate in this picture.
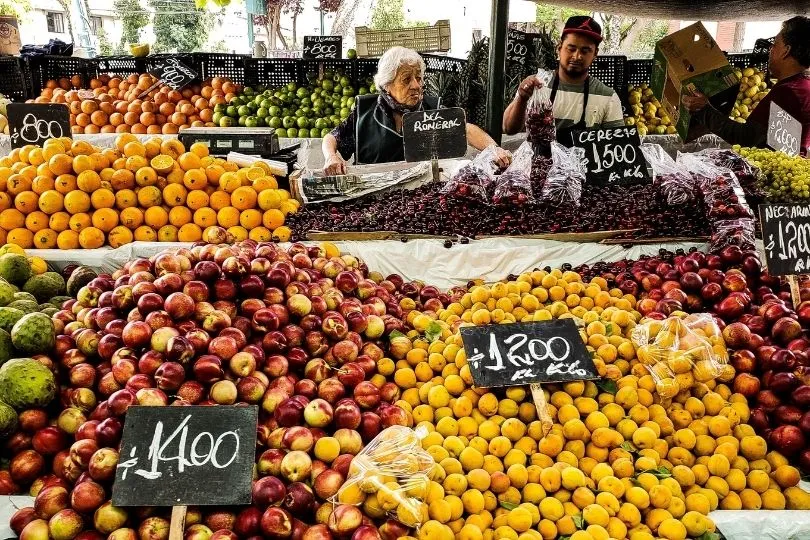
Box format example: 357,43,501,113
355,59,378,85
0,57,31,101
144,53,198,76
244,58,300,89
626,59,653,88
301,59,354,82
194,53,249,84
27,55,93,93
726,53,754,69
92,55,146,79
588,55,626,95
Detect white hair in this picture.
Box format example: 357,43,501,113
373,46,426,91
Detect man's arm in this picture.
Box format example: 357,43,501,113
503,93,529,135
694,106,768,148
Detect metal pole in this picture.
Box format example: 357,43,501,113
247,12,255,49
486,0,508,142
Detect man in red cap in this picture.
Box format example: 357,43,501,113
503,16,625,142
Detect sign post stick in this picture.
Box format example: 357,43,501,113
529,384,552,437
788,275,801,308
169,505,187,540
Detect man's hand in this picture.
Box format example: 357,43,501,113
517,75,543,102
493,147,512,168
682,90,709,113
324,153,347,175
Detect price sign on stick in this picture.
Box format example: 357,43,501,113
7,103,70,150
303,35,342,59
767,102,802,156
570,126,650,185
758,203,810,306
148,57,198,91
112,405,258,507
403,107,467,162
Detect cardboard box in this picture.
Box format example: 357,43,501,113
652,22,740,141
0,16,21,55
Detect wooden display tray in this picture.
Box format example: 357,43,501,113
600,236,710,245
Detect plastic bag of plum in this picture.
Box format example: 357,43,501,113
492,142,535,206
677,152,755,220
332,425,434,528
441,144,500,202
526,69,556,158
710,218,757,251
538,142,585,206
641,143,696,205
631,313,731,404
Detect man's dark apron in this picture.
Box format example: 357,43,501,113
355,95,441,165
550,75,590,144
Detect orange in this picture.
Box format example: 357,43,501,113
0,209,25,230
125,155,149,172
253,176,278,192
64,191,91,214
157,224,178,242
92,208,119,232
151,155,175,175
205,165,224,185
186,190,209,210
279,200,299,216
177,152,201,171
227,225,248,242
135,167,158,187
169,206,192,227
100,168,115,183
108,225,134,248
79,226,105,248
119,207,144,229
24,211,49,232
57,230,80,249
110,169,135,190
209,191,231,210
231,187,257,211
7,228,33,248
7,174,32,196
137,186,162,208
32,175,56,194
272,225,291,242
258,189,282,210
217,206,240,228
115,189,138,209
189,142,209,158
91,188,115,209
49,212,70,232
123,141,146,158
183,169,207,190
178,223,202,242
72,154,94,174
244,166,266,182
239,209,262,229
160,139,185,160
0,193,9,213
76,170,102,192
48,154,74,176
219,172,240,193
144,206,169,229
162,184,187,207
69,213,92,232
263,209,285,230
193,207,217,228
14,191,39,214
248,226,272,242
37,189,64,214
133,225,157,242
71,141,95,156
54,174,78,194
166,166,184,185
27,148,45,167
33,229,58,249
115,133,138,152
144,139,162,159
41,141,66,162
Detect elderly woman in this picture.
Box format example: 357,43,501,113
322,46,510,174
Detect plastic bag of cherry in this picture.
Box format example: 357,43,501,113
641,143,696,205
492,142,535,206
677,152,754,221
525,69,556,159
441,144,502,202
538,142,585,206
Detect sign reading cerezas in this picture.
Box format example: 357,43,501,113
112,405,258,507
758,203,810,276
402,107,468,162
570,126,650,185
303,35,342,59
767,102,802,157
459,319,598,388
148,57,198,91
6,103,70,150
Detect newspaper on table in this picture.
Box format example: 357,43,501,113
294,161,432,204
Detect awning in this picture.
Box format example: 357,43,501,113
534,0,809,21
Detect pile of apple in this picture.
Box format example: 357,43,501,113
3,234,464,540
578,245,810,472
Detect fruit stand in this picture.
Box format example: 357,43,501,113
4,9,810,540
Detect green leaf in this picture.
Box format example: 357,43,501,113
559,537,571,540
596,379,617,395
499,501,518,511
571,514,584,529
605,323,614,336
389,330,406,340
621,441,637,453
696,533,721,540
638,466,673,479
425,321,442,343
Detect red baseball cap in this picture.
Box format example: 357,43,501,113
562,16,603,44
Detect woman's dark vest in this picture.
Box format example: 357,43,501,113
355,95,441,165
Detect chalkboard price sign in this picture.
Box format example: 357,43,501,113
767,102,802,156
112,405,258,507
460,319,598,388
7,103,70,150
148,57,198,91
507,29,531,68
304,35,342,59
758,203,810,276
403,107,467,162
570,126,650,185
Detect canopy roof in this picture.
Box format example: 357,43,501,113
535,0,808,21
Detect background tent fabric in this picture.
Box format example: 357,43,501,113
535,0,808,21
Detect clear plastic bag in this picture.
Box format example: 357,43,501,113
710,218,757,251
631,313,729,402
538,142,584,206
677,152,754,220
641,143,696,205
693,148,766,188
333,425,434,529
493,141,535,206
441,145,500,202
526,70,556,158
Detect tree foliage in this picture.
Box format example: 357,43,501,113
369,0,426,30
534,4,589,41
113,0,149,46
148,0,213,53
0,0,31,20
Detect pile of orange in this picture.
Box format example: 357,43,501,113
0,134,298,249
31,75,239,135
